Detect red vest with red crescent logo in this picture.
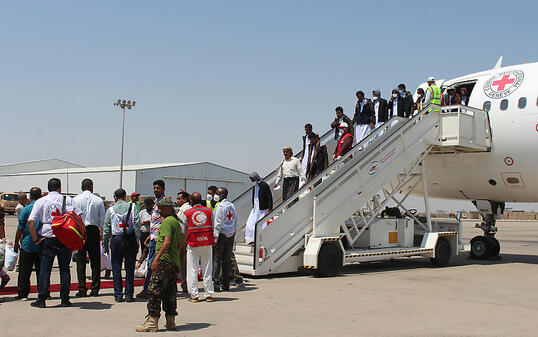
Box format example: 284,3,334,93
336,133,352,156
184,206,214,247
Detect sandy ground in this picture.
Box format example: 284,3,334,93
1,216,538,337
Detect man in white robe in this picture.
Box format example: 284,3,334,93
245,172,273,245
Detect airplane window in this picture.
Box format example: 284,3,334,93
500,99,508,110
518,97,526,109
483,101,491,111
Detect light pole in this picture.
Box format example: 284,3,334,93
114,99,136,189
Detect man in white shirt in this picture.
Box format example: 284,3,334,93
15,193,28,217
28,178,78,308
176,191,191,293
274,146,306,201
139,198,153,253
212,187,236,292
73,179,106,297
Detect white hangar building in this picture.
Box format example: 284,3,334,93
0,159,251,201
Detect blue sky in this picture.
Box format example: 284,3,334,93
1,1,537,210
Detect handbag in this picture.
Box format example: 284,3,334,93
52,196,86,250
117,203,138,254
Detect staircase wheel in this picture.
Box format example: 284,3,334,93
316,243,342,277
430,237,451,267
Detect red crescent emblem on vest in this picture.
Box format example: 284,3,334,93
192,210,207,226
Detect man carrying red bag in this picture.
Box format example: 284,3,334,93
28,178,79,308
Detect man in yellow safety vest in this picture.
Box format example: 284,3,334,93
425,76,441,113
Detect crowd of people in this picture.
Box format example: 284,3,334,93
0,77,469,331
243,77,466,242
0,177,245,332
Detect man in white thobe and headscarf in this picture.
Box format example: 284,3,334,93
300,124,313,187
352,90,375,145
245,172,273,245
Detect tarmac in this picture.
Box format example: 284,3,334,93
1,216,538,337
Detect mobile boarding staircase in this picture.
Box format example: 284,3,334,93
233,104,491,276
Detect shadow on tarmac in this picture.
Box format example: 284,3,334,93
71,301,113,310
176,322,212,332
243,252,538,280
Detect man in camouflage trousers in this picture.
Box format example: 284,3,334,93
136,197,183,332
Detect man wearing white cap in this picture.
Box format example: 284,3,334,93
425,77,442,113
334,122,353,159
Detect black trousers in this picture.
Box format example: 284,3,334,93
139,231,150,257
76,225,101,292
17,248,41,298
213,234,235,289
282,177,300,201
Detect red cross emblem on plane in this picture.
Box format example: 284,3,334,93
226,209,234,221
492,74,515,91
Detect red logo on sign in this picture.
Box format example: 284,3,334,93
504,157,514,166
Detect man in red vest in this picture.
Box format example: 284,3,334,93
179,192,215,302
334,122,353,159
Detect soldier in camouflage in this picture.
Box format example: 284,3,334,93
136,197,183,332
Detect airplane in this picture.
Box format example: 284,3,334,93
413,57,538,259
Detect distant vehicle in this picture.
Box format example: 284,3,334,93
0,192,19,215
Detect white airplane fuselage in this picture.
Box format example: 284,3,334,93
419,61,538,203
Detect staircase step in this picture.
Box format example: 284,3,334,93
235,253,255,266
235,243,254,254
238,263,255,275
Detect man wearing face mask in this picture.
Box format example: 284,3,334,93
212,187,237,292
397,84,414,118
425,76,442,113
204,186,219,212
352,91,375,144
388,89,400,120
245,172,273,245
371,89,389,129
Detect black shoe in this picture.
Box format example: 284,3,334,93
89,290,99,297
214,285,223,292
14,295,29,301
115,297,125,303
75,290,87,297
31,300,46,308
0,276,10,288
60,299,72,307
222,286,230,292
125,297,135,303
104,270,111,279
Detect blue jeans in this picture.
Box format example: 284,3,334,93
143,240,156,291
39,238,72,301
110,236,137,299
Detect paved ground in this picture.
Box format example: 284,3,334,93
2,216,538,337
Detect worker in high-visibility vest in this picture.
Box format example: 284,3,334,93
425,76,441,113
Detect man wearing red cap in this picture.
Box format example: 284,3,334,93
130,192,141,213
334,122,353,159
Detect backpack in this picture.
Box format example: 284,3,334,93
110,204,137,254
52,196,86,250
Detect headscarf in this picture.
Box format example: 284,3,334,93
249,172,262,182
